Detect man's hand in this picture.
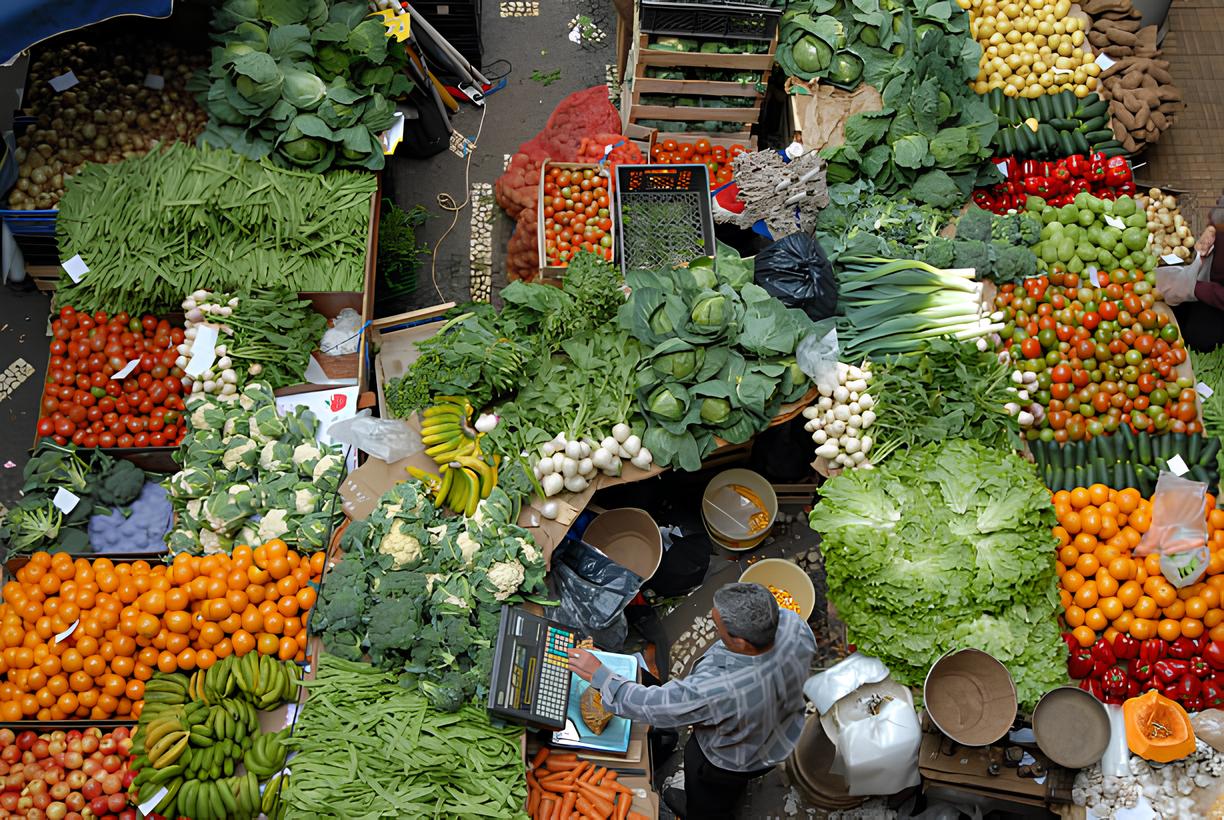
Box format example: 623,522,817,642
1197,225,1216,259
566,647,603,683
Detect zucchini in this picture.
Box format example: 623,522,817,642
1113,461,1126,489
1062,440,1077,471
1074,463,1087,490
1072,131,1089,154
998,129,1014,156
1079,115,1108,133
1004,96,1019,125
1051,465,1065,491
1048,117,1079,130
1078,98,1110,119
988,87,1004,112
1138,432,1153,464
1084,129,1115,145
1124,463,1138,491
1190,433,1204,465
1202,437,1222,466
1191,465,1212,487
1171,432,1188,460
1112,430,1129,462
1094,457,1110,486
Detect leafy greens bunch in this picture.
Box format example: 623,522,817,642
166,382,345,554
196,0,414,172
1191,347,1224,480
819,19,1000,206
620,250,813,471
311,481,547,712
809,439,1066,708
815,185,1040,282
0,443,163,556
867,338,1022,464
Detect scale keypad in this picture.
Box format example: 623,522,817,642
537,627,574,723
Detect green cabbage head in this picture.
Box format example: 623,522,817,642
792,35,832,75
690,294,726,328
700,397,732,425
283,70,328,110
647,385,687,422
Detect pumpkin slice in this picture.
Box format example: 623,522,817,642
1123,690,1196,763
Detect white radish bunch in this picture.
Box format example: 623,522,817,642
533,423,653,514
802,362,874,470
180,290,241,397
1003,367,1042,429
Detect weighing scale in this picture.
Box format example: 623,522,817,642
550,649,637,754
487,605,575,730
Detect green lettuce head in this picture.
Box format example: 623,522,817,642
649,304,675,336
690,293,726,328
700,397,732,425
653,346,704,381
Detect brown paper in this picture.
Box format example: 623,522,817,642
785,77,883,153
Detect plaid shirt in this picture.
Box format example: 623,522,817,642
590,609,817,771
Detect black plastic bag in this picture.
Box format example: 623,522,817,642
753,234,838,320
551,537,645,634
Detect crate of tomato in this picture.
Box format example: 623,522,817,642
537,162,616,276
37,306,188,471
648,136,747,189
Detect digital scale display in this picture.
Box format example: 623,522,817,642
488,605,575,730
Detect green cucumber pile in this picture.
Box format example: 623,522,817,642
1031,429,1222,495
985,89,1123,159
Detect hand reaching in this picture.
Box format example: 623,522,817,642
1196,225,1216,259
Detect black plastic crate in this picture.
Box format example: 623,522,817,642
615,164,715,273
411,0,484,65
640,0,781,41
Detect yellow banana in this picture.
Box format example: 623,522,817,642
422,403,463,419
435,467,455,504
447,469,470,513
452,456,494,498
462,468,481,515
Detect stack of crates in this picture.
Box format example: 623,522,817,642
413,0,483,69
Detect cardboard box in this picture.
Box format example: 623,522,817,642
370,303,456,419
526,718,658,817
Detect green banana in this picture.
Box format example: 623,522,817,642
153,734,190,769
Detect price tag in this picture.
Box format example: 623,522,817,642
143,73,164,90
1104,215,1126,229
62,254,89,283
1198,381,1215,399
1162,253,1183,265
48,71,78,92
111,359,141,380
54,619,78,644
1096,53,1116,70
995,159,1010,178
1167,454,1190,476
784,141,804,159
52,487,80,514
137,785,167,817
1087,267,1100,286
1053,67,1073,75
185,325,218,378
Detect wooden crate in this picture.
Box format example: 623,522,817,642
626,29,775,141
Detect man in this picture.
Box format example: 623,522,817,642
1163,205,1222,351
567,582,817,820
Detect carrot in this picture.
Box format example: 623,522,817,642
577,783,617,804
570,761,591,780
601,771,618,782
541,779,575,794
627,812,649,820
589,766,607,784
549,752,579,762
576,784,616,817
532,747,551,769
560,791,579,818
614,792,632,820
527,774,541,814
605,780,634,796
544,758,582,771
541,769,576,784
537,795,555,820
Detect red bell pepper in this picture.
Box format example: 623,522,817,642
1068,648,1096,679
1092,638,1117,667
1169,637,1198,659
1154,658,1190,685
1102,666,1129,698
1087,153,1108,184
1202,678,1224,708
1183,696,1203,712
1140,639,1167,664
1112,633,1139,661
1204,640,1224,671
1190,657,1212,678
1105,156,1132,187
1117,181,1136,196
1177,673,1202,702
1128,658,1153,682
1050,163,1072,192
1126,678,1141,699
1079,677,1104,701
1066,154,1090,176
973,190,995,210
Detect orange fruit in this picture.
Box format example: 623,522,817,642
1065,605,1086,628
1130,618,1155,639
213,639,233,659
296,587,317,611
1088,484,1110,506
1206,609,1224,628
1182,618,1205,639
196,649,217,670
1114,611,1135,633
1157,618,1181,641
1075,554,1100,576
176,649,197,671
264,612,285,635
1164,599,1186,620
1108,557,1135,581
1185,596,1209,619
257,633,280,656
1085,608,1108,631
277,637,297,661
1072,626,1096,647
232,631,256,656
267,558,291,581
277,597,299,618
156,652,178,674
1074,582,1099,609
1134,595,1158,619
1060,545,1080,567
1099,596,1124,620
1070,488,1091,509
1152,584,1178,608
1096,572,1119,598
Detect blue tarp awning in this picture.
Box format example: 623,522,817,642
2,0,173,66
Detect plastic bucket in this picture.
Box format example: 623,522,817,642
701,468,777,551
739,558,815,619
582,507,663,580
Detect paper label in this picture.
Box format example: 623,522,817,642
137,785,167,816
111,359,141,380
54,619,78,644
1104,215,1126,229
49,71,78,92
1053,67,1073,75
62,254,89,283
185,325,219,378
1096,53,1116,70
1198,381,1215,399
1167,454,1190,476
1087,267,1100,287
784,141,804,159
1162,253,1183,265
143,73,164,90
52,487,80,514
995,159,1009,178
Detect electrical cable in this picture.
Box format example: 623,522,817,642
429,101,490,303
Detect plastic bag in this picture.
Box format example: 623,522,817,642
804,653,890,714
820,678,921,796
796,318,840,390
1137,471,1210,588
319,308,364,356
326,411,423,463
753,233,838,320
550,537,645,634
1100,703,1131,777
1155,254,1209,306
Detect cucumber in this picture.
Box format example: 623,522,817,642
1078,99,1110,119
1138,432,1153,464
1074,463,1087,490
988,87,1004,112
1202,437,1222,466
1189,433,1203,464
1191,465,1212,487
1114,461,1127,489
1124,463,1138,491
1171,432,1188,460
1050,465,1063,491
1119,423,1136,451
1094,457,1110,486
1084,129,1115,145
1005,96,1019,125
998,129,1013,156
1079,115,1108,133
1048,118,1079,130
1112,431,1129,462
1072,130,1089,154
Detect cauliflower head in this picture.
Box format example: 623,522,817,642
257,509,290,542
486,560,526,601
379,520,422,569
295,487,320,515
456,531,481,566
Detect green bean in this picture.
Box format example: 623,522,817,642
54,143,375,314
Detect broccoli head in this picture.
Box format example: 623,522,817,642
917,236,957,270
952,239,992,275
1016,213,1042,246
366,596,422,665
375,569,430,600
312,582,365,633
955,206,994,244
418,670,474,712
95,460,145,507
992,244,1039,283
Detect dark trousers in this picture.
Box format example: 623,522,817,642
682,735,773,820
1173,301,1224,352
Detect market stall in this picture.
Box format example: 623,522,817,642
0,0,1221,815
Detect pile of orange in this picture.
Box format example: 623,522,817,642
1054,484,1224,648
0,540,323,722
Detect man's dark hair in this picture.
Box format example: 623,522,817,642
714,582,780,649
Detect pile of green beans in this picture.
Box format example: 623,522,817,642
281,655,529,820
55,143,375,314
